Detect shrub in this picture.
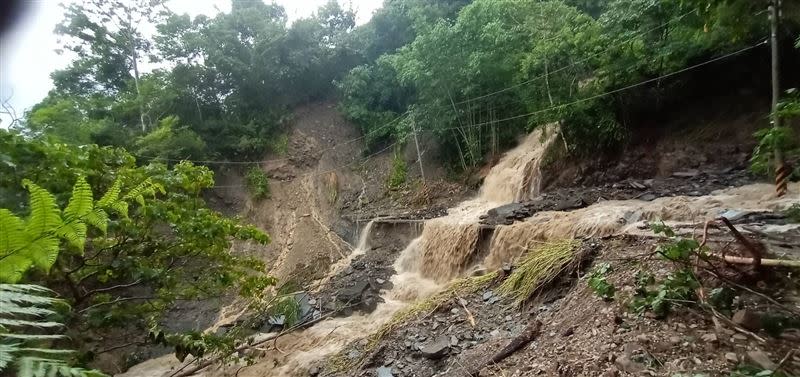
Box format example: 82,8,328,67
245,167,270,200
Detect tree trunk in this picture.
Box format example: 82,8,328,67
128,13,146,133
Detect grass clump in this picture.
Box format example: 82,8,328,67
497,239,581,305
245,166,270,200
387,150,408,189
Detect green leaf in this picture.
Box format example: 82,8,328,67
96,179,121,208
0,255,34,284
0,209,26,255
63,176,93,221
21,180,63,239
23,236,60,274
83,210,109,235
0,343,18,371
55,221,87,253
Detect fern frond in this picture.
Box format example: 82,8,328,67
0,284,54,294
63,177,93,221
0,318,64,328
16,357,108,377
96,179,121,208
0,285,60,306
15,348,75,355
109,201,128,218
21,180,62,239
0,333,67,340
0,302,56,317
0,209,26,255
20,236,60,274
0,255,34,284
0,343,18,370
55,221,87,253
122,178,161,206
83,209,109,235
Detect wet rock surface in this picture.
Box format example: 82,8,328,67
481,167,754,226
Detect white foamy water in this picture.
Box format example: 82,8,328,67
119,124,800,377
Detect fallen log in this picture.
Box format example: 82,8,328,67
467,320,542,376
708,253,800,268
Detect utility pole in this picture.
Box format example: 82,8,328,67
412,119,426,183
770,0,788,197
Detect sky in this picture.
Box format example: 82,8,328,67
0,0,382,127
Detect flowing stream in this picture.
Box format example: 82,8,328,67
118,125,800,377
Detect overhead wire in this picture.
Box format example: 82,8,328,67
136,8,698,167
133,110,409,165
208,39,764,188
210,139,400,188
450,9,697,107
435,40,767,134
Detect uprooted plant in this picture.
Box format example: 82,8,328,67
589,220,800,336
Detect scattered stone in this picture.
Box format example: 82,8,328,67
600,367,619,377
490,329,501,337
420,336,450,359
673,170,699,178
668,336,681,345
308,366,320,376
483,291,494,301
630,181,647,190
639,194,657,202
614,355,645,373
635,334,649,344
561,327,574,337
345,266,354,275
376,278,386,285
725,352,739,363
747,351,777,370
308,298,316,306
376,366,394,377
450,335,459,347
731,334,748,342
732,309,761,332
700,333,718,343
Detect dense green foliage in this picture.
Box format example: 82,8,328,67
0,130,274,368
19,0,361,160
339,0,798,170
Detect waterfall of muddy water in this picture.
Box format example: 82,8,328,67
410,126,560,282
117,126,560,377
309,220,376,291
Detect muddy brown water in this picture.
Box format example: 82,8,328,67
119,125,800,377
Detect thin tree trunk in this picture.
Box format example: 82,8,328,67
128,13,146,132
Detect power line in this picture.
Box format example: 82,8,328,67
134,111,409,165
210,39,763,188
211,140,399,188
451,9,696,107
438,41,766,133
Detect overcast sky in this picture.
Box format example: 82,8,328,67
0,0,381,126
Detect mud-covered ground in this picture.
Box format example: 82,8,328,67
322,232,800,377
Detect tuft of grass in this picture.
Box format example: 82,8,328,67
245,166,270,200
327,272,497,373
497,239,581,305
